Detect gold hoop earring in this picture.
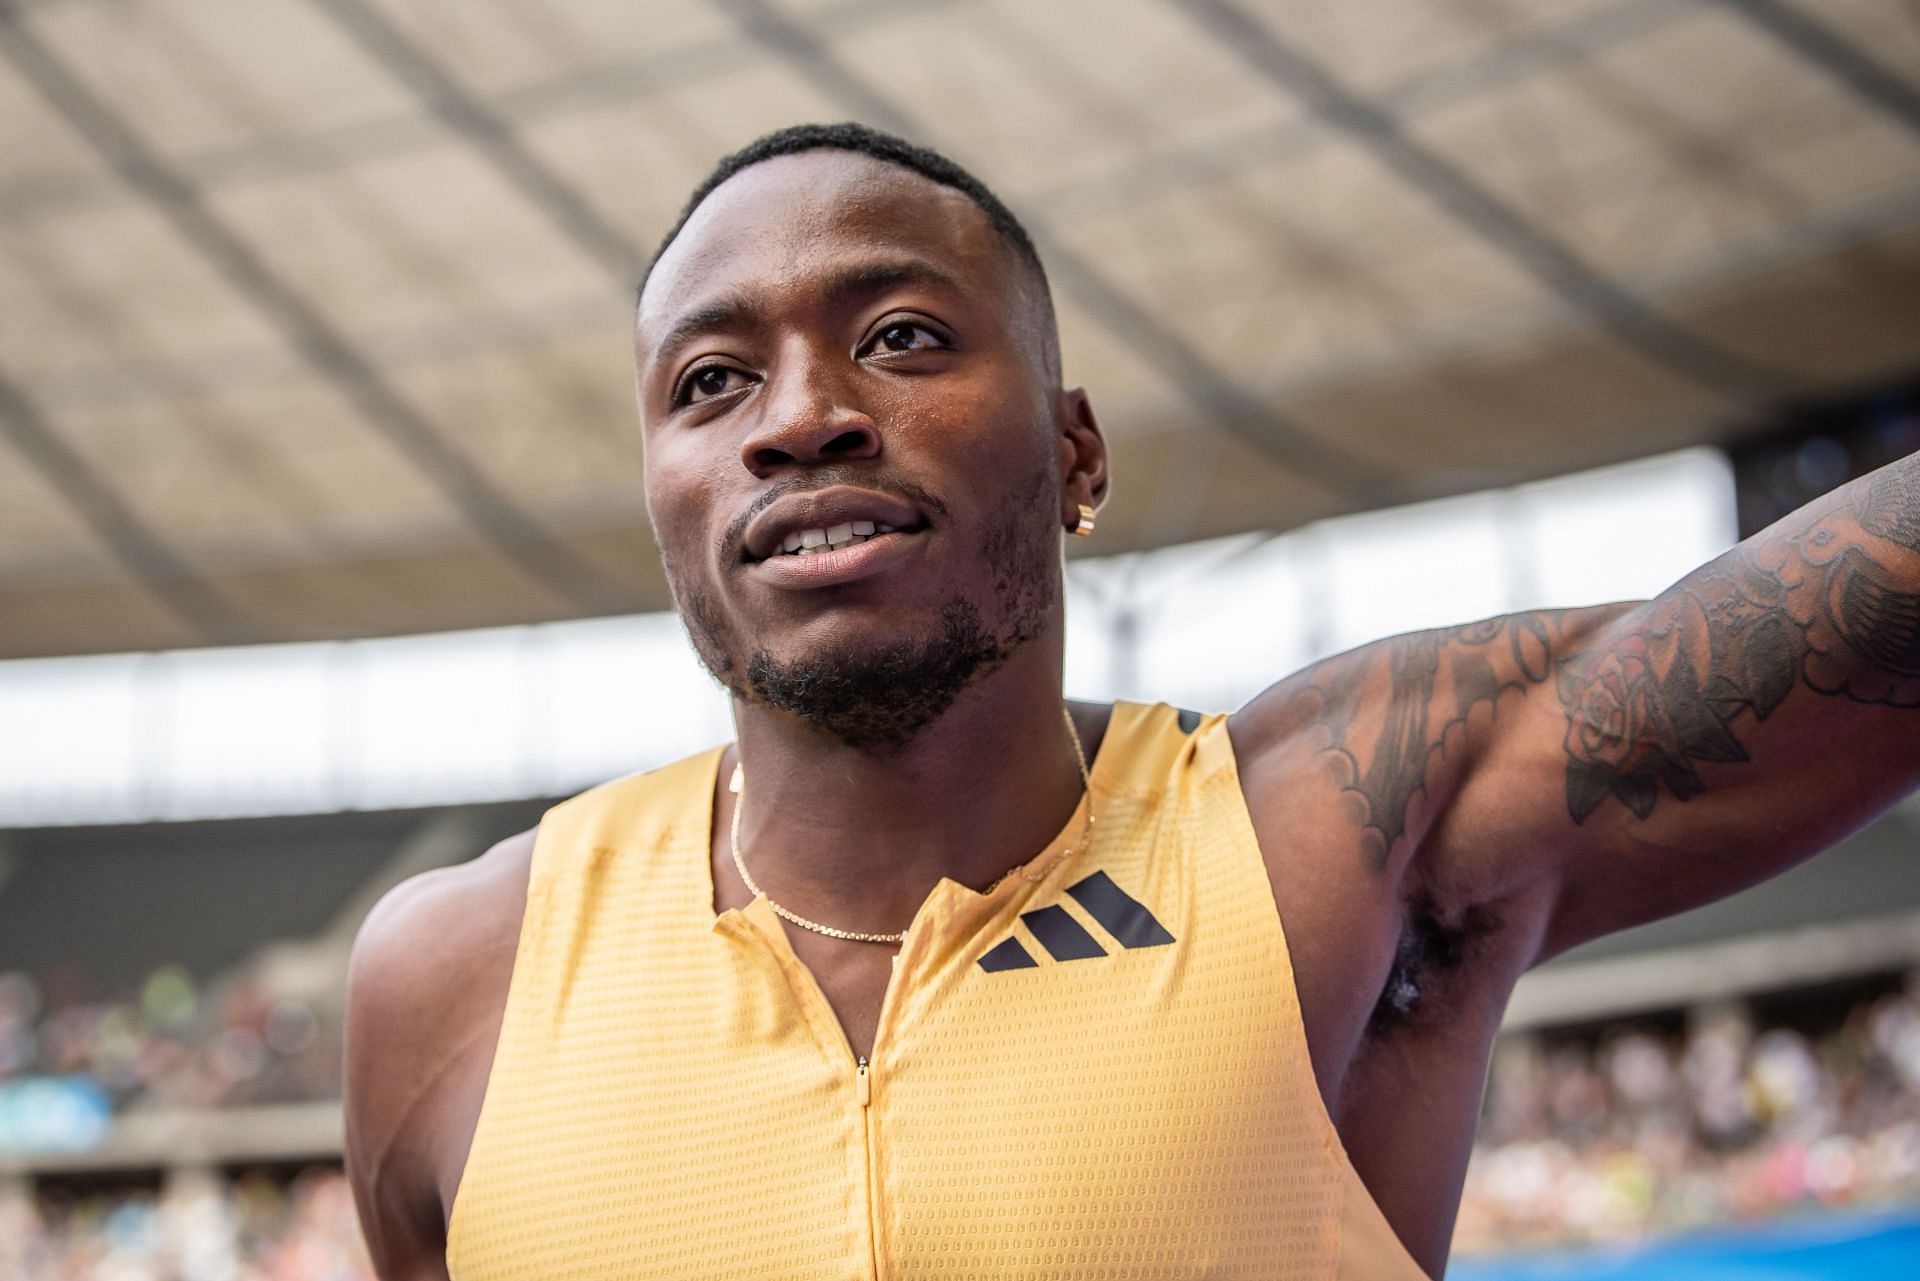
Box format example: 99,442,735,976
1070,503,1096,537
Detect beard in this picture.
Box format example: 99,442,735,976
671,465,1058,752
744,597,1020,751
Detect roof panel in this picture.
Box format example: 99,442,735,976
27,0,415,158
0,578,207,654
1410,8,1920,286
1232,0,1626,94
0,52,105,188
1668,222,1920,382
42,397,302,555
46,377,467,576
1794,0,1920,80
1055,144,1546,383
1283,319,1724,484
206,535,592,638
205,141,613,337
383,328,648,522
1052,295,1193,443
831,0,1290,200
368,0,733,97
0,200,283,374
0,428,117,581
520,58,857,259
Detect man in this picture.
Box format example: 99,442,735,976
343,123,1920,1279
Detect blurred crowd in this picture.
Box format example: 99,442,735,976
1455,985,1920,1250
0,1168,370,1281
4,964,1920,1269
0,967,341,1146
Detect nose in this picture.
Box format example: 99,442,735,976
738,351,880,477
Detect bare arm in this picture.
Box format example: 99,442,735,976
343,873,460,1281
343,830,533,1281
1522,451,1920,954
1234,451,1920,965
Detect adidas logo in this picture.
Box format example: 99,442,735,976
977,870,1176,971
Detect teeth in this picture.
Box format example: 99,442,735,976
774,522,910,556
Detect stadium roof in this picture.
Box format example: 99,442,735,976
2,0,1918,658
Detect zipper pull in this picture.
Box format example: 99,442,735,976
856,1055,872,1108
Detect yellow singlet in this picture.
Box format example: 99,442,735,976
446,702,1430,1279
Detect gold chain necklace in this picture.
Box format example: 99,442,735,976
728,706,1095,946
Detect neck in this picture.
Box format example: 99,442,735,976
727,634,1096,933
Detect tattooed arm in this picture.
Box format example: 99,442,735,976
1518,454,1920,954
1232,452,1920,967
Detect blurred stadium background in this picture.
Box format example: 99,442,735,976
2,0,1919,1276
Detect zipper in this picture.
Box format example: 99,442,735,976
857,1052,880,1278
734,903,897,1277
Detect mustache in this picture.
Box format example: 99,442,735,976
721,466,951,560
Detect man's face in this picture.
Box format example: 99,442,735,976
636,151,1091,748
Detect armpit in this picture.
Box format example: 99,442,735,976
1367,893,1500,1036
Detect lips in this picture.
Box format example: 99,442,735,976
750,525,925,589
741,485,926,564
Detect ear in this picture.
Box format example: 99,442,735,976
1054,386,1110,531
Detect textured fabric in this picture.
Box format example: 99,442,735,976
445,702,1431,1279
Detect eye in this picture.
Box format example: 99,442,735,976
865,321,948,356
675,363,751,406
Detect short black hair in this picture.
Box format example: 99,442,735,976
645,122,1051,301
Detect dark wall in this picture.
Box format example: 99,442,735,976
1730,379,1920,539
0,798,549,998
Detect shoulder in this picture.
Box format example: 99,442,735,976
1224,657,1354,833
347,827,538,1020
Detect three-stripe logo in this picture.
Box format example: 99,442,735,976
977,870,1175,972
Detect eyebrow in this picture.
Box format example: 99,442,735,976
644,258,966,373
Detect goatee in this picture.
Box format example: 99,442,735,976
742,598,1023,752
672,465,1057,751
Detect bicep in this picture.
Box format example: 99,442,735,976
1444,486,1920,958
